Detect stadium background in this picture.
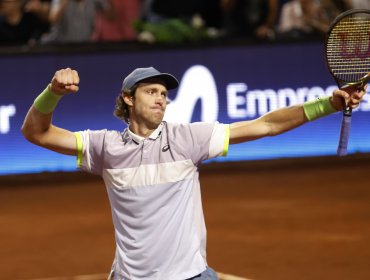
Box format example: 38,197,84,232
1,40,370,280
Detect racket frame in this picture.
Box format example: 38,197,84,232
324,9,370,156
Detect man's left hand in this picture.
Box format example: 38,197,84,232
330,84,367,111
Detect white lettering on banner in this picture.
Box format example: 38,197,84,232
165,65,370,123
228,84,370,118
0,105,16,134
246,89,278,117
227,85,330,118
164,65,218,123
227,83,248,118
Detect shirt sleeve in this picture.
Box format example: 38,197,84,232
208,123,229,158
185,122,229,164
74,129,107,176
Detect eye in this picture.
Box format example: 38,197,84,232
146,89,155,95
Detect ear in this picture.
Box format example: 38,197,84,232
123,93,134,107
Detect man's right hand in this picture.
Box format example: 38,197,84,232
50,68,80,95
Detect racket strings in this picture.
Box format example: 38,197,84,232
326,13,370,83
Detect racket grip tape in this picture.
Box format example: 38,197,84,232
337,114,351,157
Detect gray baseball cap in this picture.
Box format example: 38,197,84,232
121,67,179,91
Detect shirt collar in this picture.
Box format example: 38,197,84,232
127,122,163,144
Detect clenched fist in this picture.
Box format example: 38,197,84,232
50,68,80,95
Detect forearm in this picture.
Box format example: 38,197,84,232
21,84,78,155
22,85,57,140
261,104,307,136
21,105,53,141
229,105,305,144
230,96,338,144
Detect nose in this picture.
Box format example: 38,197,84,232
155,95,166,106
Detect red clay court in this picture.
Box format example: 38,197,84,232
1,155,370,280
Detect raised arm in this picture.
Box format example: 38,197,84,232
21,68,80,155
229,87,366,145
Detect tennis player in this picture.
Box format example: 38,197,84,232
21,67,366,280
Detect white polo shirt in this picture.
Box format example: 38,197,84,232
75,121,229,280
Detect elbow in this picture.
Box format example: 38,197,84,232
21,124,43,146
21,125,36,143
21,124,30,140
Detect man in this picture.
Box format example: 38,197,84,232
21,67,366,280
44,0,114,43
0,0,48,44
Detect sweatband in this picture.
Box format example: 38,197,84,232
222,125,230,156
33,84,62,114
74,132,83,168
303,96,337,121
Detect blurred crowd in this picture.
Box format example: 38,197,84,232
0,0,369,46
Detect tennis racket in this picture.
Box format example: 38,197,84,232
325,9,370,156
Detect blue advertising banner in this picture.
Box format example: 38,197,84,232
1,42,370,175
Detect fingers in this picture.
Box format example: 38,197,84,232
333,84,368,110
349,84,367,108
65,84,79,92
349,91,362,108
54,68,79,87
331,89,349,111
51,68,80,95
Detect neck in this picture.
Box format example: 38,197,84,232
128,121,158,138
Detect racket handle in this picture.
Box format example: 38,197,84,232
337,107,352,157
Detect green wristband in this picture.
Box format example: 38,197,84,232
303,96,337,121
34,84,63,114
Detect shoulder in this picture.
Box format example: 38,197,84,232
165,122,221,138
166,121,217,129
165,121,213,131
79,129,122,141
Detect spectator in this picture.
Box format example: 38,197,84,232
24,0,51,36
142,0,223,29
278,0,348,38
277,0,325,38
222,0,279,39
332,0,350,11
316,0,348,32
92,0,140,42
0,0,47,45
43,0,113,43
24,0,51,22
348,0,370,9
136,0,221,44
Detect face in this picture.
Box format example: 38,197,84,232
124,79,168,129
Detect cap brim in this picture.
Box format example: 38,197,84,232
139,73,179,90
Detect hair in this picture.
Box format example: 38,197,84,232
113,84,138,124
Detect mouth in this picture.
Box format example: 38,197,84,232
151,107,164,113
